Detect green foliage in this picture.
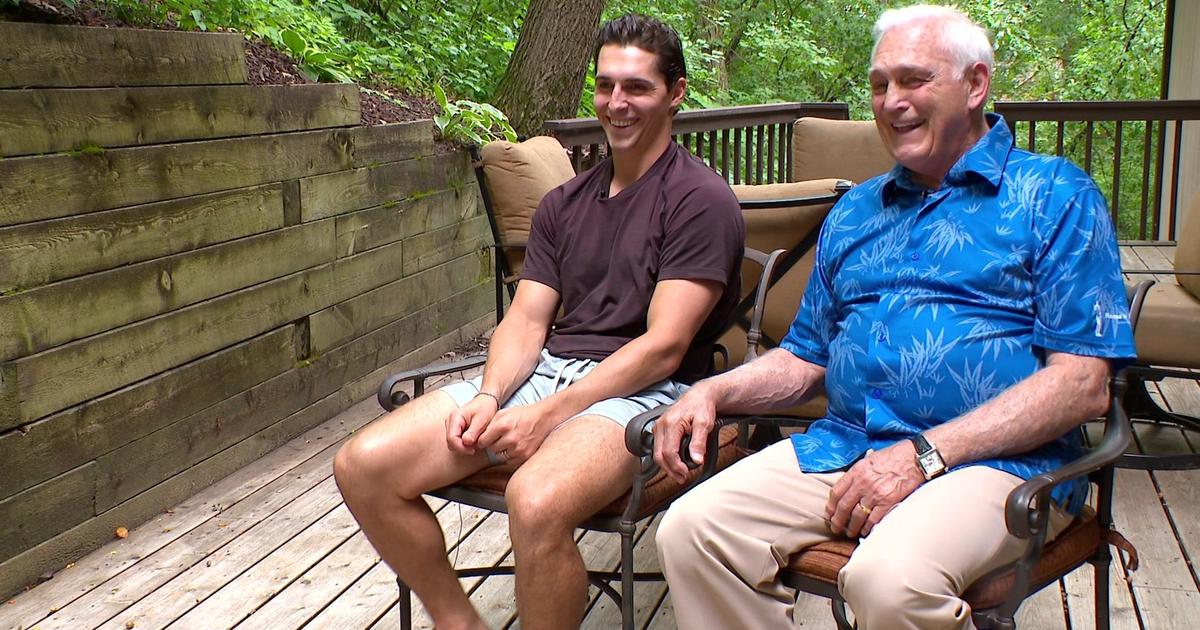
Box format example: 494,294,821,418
64,143,106,158
76,0,527,100
602,0,1164,116
433,84,518,146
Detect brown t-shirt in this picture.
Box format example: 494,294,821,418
520,142,744,384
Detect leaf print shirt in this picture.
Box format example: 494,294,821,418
780,114,1137,514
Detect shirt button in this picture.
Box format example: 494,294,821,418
871,388,882,399
910,252,920,261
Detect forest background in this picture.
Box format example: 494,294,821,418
6,0,1165,122
1,0,1170,236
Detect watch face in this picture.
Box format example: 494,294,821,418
918,451,946,478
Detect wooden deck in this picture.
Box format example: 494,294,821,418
4,244,1198,630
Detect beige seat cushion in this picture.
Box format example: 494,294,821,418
479,137,575,276
791,118,893,184
1130,281,1200,369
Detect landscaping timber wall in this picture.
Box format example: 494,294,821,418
0,21,494,597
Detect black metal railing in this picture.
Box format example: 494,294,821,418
542,102,848,184
995,100,1200,241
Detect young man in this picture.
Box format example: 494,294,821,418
333,14,743,630
653,5,1136,629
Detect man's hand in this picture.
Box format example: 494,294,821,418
473,400,558,464
653,387,718,484
446,394,500,455
825,441,925,538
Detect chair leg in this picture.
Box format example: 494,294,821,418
620,523,636,630
1093,552,1112,630
397,577,413,630
831,596,855,630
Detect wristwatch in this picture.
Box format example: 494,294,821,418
908,434,947,481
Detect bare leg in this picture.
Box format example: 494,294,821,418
333,391,492,630
504,417,638,630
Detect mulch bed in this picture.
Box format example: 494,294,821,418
1,0,439,126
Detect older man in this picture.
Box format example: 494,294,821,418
334,14,743,630
653,5,1136,629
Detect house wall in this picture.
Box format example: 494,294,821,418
1166,0,1199,236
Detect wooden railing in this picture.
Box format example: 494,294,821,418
995,100,1200,241
545,99,1197,242
542,102,848,184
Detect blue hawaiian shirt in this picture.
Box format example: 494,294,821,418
781,114,1137,513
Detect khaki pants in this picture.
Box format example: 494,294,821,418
657,440,1073,630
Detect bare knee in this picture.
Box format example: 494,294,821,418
505,473,580,541
334,420,427,502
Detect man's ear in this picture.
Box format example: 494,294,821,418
964,62,990,110
669,77,687,110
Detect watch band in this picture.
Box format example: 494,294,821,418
909,433,934,456
908,433,947,481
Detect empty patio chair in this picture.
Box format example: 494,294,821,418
1121,190,1200,469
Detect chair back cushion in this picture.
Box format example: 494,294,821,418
479,137,575,277
791,118,893,184
722,179,845,418
1176,191,1200,297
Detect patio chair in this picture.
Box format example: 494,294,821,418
1120,190,1200,469
778,372,1137,630
627,368,1141,630
627,288,1147,630
376,244,786,630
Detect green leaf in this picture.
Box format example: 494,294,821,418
281,29,307,56
434,84,449,110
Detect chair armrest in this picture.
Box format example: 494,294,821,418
1004,376,1131,538
624,405,757,470
377,354,488,411
1126,279,1154,334
625,406,670,457
1122,269,1200,275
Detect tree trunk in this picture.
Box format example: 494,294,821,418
493,0,607,137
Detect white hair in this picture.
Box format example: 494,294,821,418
871,4,994,76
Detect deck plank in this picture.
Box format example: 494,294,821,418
1112,468,1200,627
107,477,345,629
233,531,380,630
167,504,362,630
2,399,380,630
300,498,480,630
1131,245,1179,284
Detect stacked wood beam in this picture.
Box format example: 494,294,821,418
0,21,494,597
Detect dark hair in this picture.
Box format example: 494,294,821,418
594,13,687,88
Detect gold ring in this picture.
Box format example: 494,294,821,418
499,449,510,462
856,502,872,516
